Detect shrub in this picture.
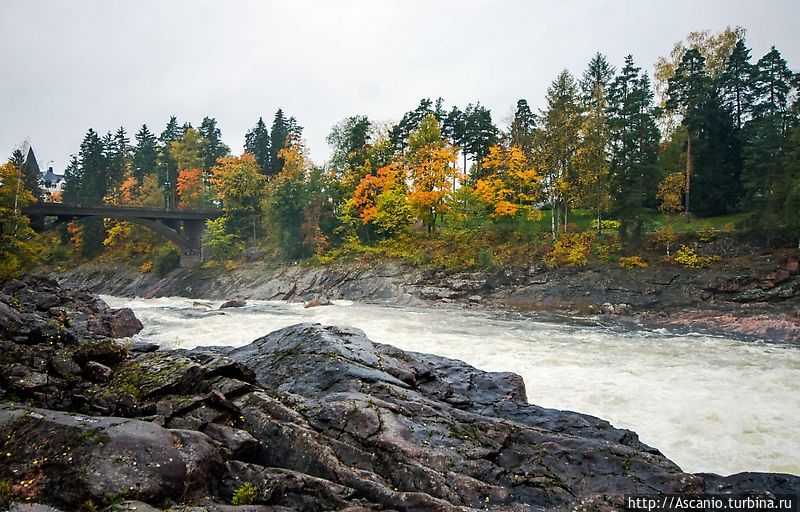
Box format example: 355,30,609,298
477,248,494,269
153,245,180,276
139,261,154,274
232,482,258,506
546,232,595,268
618,256,648,269
590,219,621,230
698,225,717,242
673,245,721,268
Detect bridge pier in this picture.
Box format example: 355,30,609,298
180,220,205,267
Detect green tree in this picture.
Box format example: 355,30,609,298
580,52,615,105
608,56,660,249
268,109,302,176
667,48,711,220
508,99,536,158
8,146,43,202
719,38,754,130
61,155,81,203
0,162,42,276
742,47,795,226
170,127,205,174
389,98,434,153
575,84,611,231
211,153,266,240
326,115,372,174
462,102,499,180
198,116,230,174
158,116,181,208
244,117,271,174
133,124,158,182
539,69,582,238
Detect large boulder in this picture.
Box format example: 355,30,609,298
106,307,144,338
221,323,706,510
0,405,207,509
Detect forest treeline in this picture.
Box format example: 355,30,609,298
2,27,799,275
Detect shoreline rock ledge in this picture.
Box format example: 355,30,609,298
1,279,799,511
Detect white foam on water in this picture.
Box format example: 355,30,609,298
102,295,800,476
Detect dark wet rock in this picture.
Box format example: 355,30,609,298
83,360,113,382
170,429,225,497
203,423,260,462
220,323,712,510
701,471,800,494
107,307,144,338
0,301,23,334
112,352,204,399
0,405,187,509
130,340,160,353
221,462,356,511
4,277,800,511
220,298,247,309
74,338,128,366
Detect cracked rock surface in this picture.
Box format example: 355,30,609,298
1,277,799,511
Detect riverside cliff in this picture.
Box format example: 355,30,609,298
1,276,799,511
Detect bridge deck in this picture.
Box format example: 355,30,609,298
23,203,222,221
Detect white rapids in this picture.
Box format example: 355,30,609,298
102,295,800,477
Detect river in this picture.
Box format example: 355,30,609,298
102,295,800,477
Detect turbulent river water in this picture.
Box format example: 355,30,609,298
102,295,800,477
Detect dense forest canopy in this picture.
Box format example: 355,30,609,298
2,27,799,275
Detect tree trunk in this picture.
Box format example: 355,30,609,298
685,131,692,223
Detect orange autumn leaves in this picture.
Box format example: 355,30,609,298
345,113,542,233
474,145,542,219
176,168,203,207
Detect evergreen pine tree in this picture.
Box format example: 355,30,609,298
719,39,754,130
158,117,180,207
667,49,711,220
608,56,660,248
244,117,271,174
508,99,536,156
133,124,158,182
198,116,230,174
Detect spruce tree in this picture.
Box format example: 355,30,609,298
580,53,615,105
608,56,660,248
719,39,754,130
198,116,230,174
158,117,180,207
267,110,303,175
244,117,271,174
508,99,536,156
133,124,158,182
462,102,498,180
60,155,81,203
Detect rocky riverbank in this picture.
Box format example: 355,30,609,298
59,250,800,343
1,276,799,511
0,277,800,512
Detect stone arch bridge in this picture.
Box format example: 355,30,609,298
23,203,222,266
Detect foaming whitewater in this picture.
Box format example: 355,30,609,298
102,295,800,477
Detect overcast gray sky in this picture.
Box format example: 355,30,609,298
1,0,798,171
